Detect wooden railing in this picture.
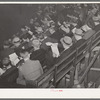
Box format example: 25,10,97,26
1,29,100,88
79,49,100,84
30,29,100,88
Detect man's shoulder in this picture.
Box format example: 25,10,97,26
25,60,40,66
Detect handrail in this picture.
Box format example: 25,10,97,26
79,50,100,84
35,29,100,88
1,28,100,88
36,48,76,82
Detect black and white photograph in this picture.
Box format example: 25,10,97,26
0,2,100,90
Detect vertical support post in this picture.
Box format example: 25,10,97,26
84,74,88,88
73,49,78,86
84,36,94,88
68,67,75,88
53,65,57,88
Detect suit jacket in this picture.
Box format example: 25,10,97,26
17,59,43,85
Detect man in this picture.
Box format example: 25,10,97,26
40,36,63,68
12,36,32,57
0,55,18,84
72,28,84,41
17,49,43,85
12,37,21,48
30,39,46,66
0,56,12,75
2,40,11,49
60,36,73,51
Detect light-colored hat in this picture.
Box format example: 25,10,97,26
63,36,72,45
60,36,72,50
75,28,83,35
74,28,83,40
32,39,41,47
12,37,21,44
60,25,70,34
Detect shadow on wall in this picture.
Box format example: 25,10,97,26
0,4,38,45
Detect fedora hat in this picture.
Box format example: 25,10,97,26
75,28,83,35
74,28,83,40
12,37,21,44
60,36,72,50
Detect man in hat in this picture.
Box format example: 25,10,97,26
73,28,84,41
60,36,73,50
3,40,11,49
12,36,21,48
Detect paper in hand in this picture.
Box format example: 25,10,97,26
9,53,20,65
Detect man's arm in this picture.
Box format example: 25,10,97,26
17,68,26,85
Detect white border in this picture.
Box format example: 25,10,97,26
0,89,100,98
0,2,100,98
0,2,100,4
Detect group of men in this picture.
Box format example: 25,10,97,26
0,4,100,86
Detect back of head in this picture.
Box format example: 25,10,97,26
3,40,10,49
19,48,30,60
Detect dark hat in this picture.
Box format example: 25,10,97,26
19,47,30,54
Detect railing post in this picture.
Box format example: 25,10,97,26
68,67,75,88
83,52,90,88
53,65,57,88
84,74,88,88
74,49,79,85
84,36,94,88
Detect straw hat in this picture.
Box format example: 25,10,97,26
74,28,83,40
60,36,72,50
75,28,83,35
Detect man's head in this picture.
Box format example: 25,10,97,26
2,56,11,67
32,39,41,48
60,36,73,50
3,40,10,49
12,37,21,47
19,49,30,60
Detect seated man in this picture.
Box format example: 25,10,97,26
0,56,12,75
12,36,21,48
2,40,11,49
17,48,43,86
30,39,46,66
72,28,84,41
40,36,63,68
12,36,32,57
0,56,18,84
60,36,73,51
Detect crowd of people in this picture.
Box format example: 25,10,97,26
0,4,100,86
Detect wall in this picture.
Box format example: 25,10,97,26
0,4,38,45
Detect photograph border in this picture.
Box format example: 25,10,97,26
0,0,100,99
